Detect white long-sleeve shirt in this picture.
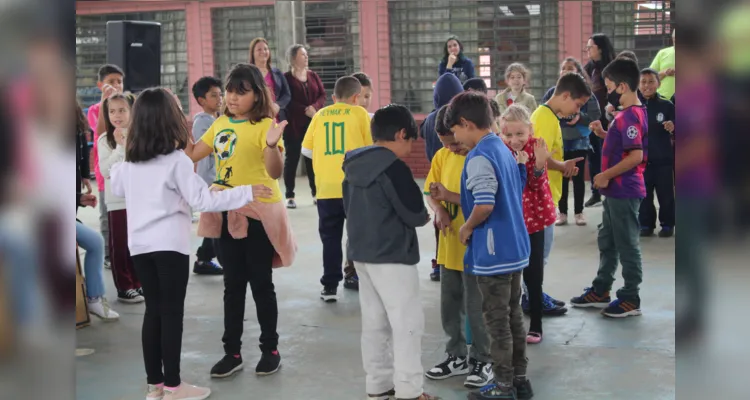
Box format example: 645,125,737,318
97,135,127,211
110,150,253,256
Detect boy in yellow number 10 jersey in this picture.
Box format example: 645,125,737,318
302,76,373,302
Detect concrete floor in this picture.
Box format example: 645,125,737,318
76,178,675,400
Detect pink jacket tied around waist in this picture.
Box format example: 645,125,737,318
197,200,297,268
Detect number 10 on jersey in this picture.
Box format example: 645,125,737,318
324,122,345,155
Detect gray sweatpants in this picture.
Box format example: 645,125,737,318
440,266,491,363
98,190,110,258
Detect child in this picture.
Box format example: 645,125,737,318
342,71,375,291
423,105,493,388
571,58,648,318
97,92,145,304
638,68,675,237
500,105,557,345
496,63,537,115
302,76,373,302
541,58,602,227
342,104,436,400
191,76,224,275
444,91,532,400
527,72,592,316
111,87,268,400
188,63,296,378
420,72,464,282
87,64,125,269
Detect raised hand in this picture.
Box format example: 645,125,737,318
447,54,458,68
534,137,550,163
266,120,288,148
114,128,127,147
100,84,118,102
563,157,584,177
589,120,605,138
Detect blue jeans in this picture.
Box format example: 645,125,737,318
76,221,106,298
543,224,554,265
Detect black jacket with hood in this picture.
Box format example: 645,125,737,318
342,146,430,265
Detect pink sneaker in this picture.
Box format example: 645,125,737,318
555,213,568,226
526,332,543,344
575,213,587,226
146,384,164,400
163,383,211,400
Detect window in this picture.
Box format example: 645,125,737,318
305,1,361,104
388,0,559,113
593,1,674,68
75,11,188,110
212,6,276,79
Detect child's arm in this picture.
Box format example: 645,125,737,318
594,150,643,189
169,153,264,212
97,137,124,179
460,156,497,244
264,121,286,179
301,114,317,159
383,161,430,228
515,150,529,189
429,182,460,205
426,195,452,234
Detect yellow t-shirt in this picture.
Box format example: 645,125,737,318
302,102,373,199
650,46,675,99
200,116,284,203
423,148,467,271
530,105,563,205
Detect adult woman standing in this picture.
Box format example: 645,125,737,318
249,37,291,122
438,36,475,83
583,33,615,208
282,44,326,209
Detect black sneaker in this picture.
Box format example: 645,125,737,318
464,360,494,388
210,354,244,378
430,260,441,282
468,383,517,400
117,289,144,304
513,377,534,400
640,228,655,237
522,293,567,316
256,349,281,375
425,355,469,380
136,287,144,297
601,298,642,318
320,286,338,302
584,193,602,208
343,275,359,290
658,227,674,238
570,287,611,309
367,389,395,399
193,260,223,275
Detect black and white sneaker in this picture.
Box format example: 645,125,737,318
464,360,494,388
425,355,469,380
117,289,144,304
255,349,281,376
210,354,244,378
320,286,338,303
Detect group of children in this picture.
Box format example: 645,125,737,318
76,36,674,398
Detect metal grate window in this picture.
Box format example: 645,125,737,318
75,11,188,110
305,1,361,104
212,6,276,80
388,0,559,113
593,1,675,69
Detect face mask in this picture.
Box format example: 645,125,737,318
607,86,622,108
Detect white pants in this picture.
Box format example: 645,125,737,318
355,262,425,399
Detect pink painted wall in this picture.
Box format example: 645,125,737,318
559,1,594,62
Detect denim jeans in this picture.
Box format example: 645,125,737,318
76,221,106,298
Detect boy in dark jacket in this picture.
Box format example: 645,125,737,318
638,68,675,237
343,104,437,400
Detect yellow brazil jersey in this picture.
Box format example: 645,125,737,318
200,116,284,203
302,102,373,199
530,105,563,205
423,148,467,271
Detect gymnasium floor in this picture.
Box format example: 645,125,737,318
75,178,675,400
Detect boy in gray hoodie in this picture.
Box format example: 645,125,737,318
342,104,438,400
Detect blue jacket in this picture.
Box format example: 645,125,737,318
420,73,464,162
461,134,530,276
438,56,476,83
270,67,291,122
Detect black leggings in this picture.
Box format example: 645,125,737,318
133,251,190,387
523,230,545,334
216,213,279,355
283,132,316,199
559,149,588,215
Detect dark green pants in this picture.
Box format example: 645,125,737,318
593,197,643,301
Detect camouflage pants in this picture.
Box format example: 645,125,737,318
476,272,528,385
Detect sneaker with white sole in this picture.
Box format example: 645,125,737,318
286,199,297,209
162,382,210,400
88,297,120,321
464,360,494,388
555,213,568,226
320,286,338,303
104,258,112,270
425,354,469,380
366,389,395,400
575,213,587,226
118,289,145,304
146,384,164,400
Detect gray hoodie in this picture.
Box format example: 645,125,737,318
342,146,430,265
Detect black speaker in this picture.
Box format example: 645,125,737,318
106,21,161,93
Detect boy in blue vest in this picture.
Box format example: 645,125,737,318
445,92,532,400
